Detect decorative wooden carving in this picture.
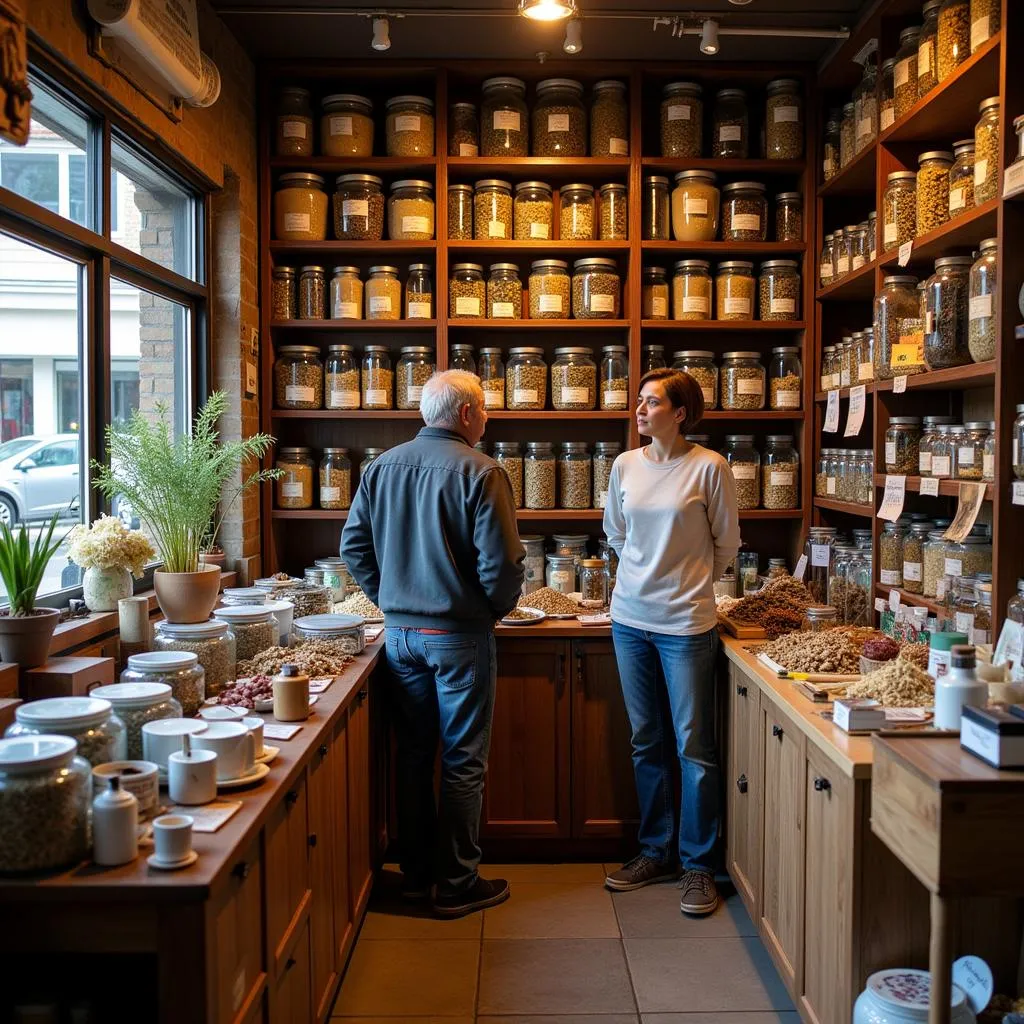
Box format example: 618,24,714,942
0,0,30,145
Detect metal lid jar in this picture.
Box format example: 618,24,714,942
514,180,553,240
642,266,669,320
672,259,712,321
360,448,386,478
361,345,393,410
481,76,528,156
874,274,921,379
720,350,765,410
447,183,473,240
762,435,798,510
90,681,182,760
937,0,970,81
885,417,922,474
275,86,313,157
894,27,921,119
572,258,620,320
274,345,322,409
507,347,547,410
715,261,755,322
333,173,384,242
559,183,596,241
769,346,802,410
918,415,955,475
329,266,362,321
919,0,942,94
545,554,576,594
552,347,596,411
643,175,670,241
944,529,993,584
524,441,556,509
213,606,279,664
917,150,953,235
274,171,328,241
449,100,479,157
388,179,434,240
759,260,800,322
840,102,856,168
122,650,206,718
883,171,917,252
853,57,878,152
319,447,352,510
366,264,401,321
819,233,836,287
670,170,719,243
493,442,523,508
930,425,957,479
1015,404,1024,480
271,265,297,321
723,435,760,510
450,343,476,375
479,347,505,409
579,558,609,608
320,93,373,157
474,178,513,240
955,421,990,480
880,58,896,132
765,78,803,159
298,265,326,320
292,614,366,655
775,192,803,243
558,442,592,509
528,258,570,319
924,255,973,369
591,80,628,157
396,346,435,410
5,696,126,767
823,117,840,181
405,263,433,320
593,441,622,510
599,182,627,241
532,78,586,157
721,181,766,242
385,94,434,157
673,349,717,409
449,262,485,319
600,346,628,410
153,620,236,699
660,81,702,158
968,237,997,362
712,87,748,158
948,139,975,218
974,95,1000,204
643,344,667,372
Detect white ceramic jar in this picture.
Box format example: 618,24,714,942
853,969,976,1024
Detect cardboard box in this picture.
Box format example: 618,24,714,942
20,656,115,701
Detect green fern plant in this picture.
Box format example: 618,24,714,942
0,513,66,616
92,391,282,575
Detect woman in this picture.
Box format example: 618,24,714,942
602,368,740,916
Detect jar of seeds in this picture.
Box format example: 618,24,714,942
759,260,800,321
642,266,669,320
894,27,920,119
643,344,667,372
974,96,1000,203
520,535,545,595
724,435,761,509
713,88,749,158
849,225,869,271
858,328,877,382
298,266,326,320
404,263,433,320
320,93,373,157
486,263,522,320
450,263,485,319
722,181,767,242
660,81,703,158
275,86,313,157
274,345,322,409
765,78,803,159
514,181,553,240
579,559,609,608
479,347,505,409
716,261,755,321
591,80,628,155
924,255,973,368
593,441,621,509
643,175,670,241
599,182,627,240
475,179,513,240
546,554,576,594
968,237,997,362
874,274,921,379
956,421,990,480
879,522,905,588
880,58,896,132
900,522,930,593
769,346,802,409
559,442,592,509
820,234,836,288
275,446,315,509
329,266,362,321
886,417,922,473
868,210,878,260
525,441,556,509
493,441,523,508
985,424,1000,481
931,425,956,478
551,347,596,410
319,447,351,509
333,173,384,241
670,170,719,242
397,346,435,409
507,347,547,410
448,184,473,240
919,415,954,474
274,172,328,241
533,78,586,157
560,183,596,240
721,351,765,410
853,58,878,152
388,180,434,240
450,344,476,375
362,345,394,409
840,102,856,168
836,225,855,278
971,0,1000,52
883,171,917,252
937,0,970,80
572,258,620,320
917,150,953,235
944,530,993,582
449,101,479,156
824,117,840,181
212,607,277,665
918,0,941,96
326,344,359,410
272,266,297,320
529,259,570,319
5,696,127,767
762,435,799,510
153,620,236,699
600,346,629,410
948,139,976,218
673,350,717,409
385,95,434,157
775,193,803,242
481,77,528,156
856,450,875,505
366,265,401,321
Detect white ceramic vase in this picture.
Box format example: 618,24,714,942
83,566,134,612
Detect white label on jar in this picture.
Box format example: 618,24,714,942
775,390,800,409
598,489,609,509
547,113,570,132
610,137,628,155
774,105,799,123
394,114,421,133
770,471,794,486
651,297,668,317
459,142,479,157
956,611,975,634
880,569,902,585
365,388,388,405
667,104,691,121
514,388,538,404
282,482,305,498
455,296,481,316
700,387,714,405
320,486,341,502
945,557,963,577
949,187,967,211
530,222,551,239
827,477,837,494
492,301,515,318
685,197,709,216
858,117,873,139
724,297,751,316
974,159,989,187
820,264,833,282
1016,439,1021,465
407,301,431,319
737,378,762,396
720,125,742,142
590,294,616,313
402,215,431,235
682,295,709,314
561,387,590,404
840,368,851,387
885,442,897,465
369,295,392,314
884,220,898,244
484,389,503,409
732,213,760,232
282,119,307,138
859,362,875,381
539,294,563,313
606,390,628,406
732,465,757,480
852,255,866,270
549,570,573,588
824,158,835,178
918,43,931,75
408,385,424,403
895,58,911,88
904,561,922,582
330,390,359,409
919,451,932,473
329,115,353,136
881,108,895,131
285,384,315,404
283,212,310,233
958,446,975,465
342,199,369,219
969,294,993,320
811,543,831,567
488,219,507,238
493,110,521,132
971,15,990,51
932,455,951,477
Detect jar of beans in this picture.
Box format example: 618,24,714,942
948,139,976,218
660,81,703,158
600,346,629,410
572,258,620,320
924,255,973,368
765,78,803,159
481,77,528,156
643,175,670,241
591,79,628,156
775,192,802,242
956,421,990,480
552,347,596,411
514,181,553,240
769,346,801,410
712,88,748,158
673,350,717,409
759,260,800,321
475,179,513,240
361,346,393,410
326,344,359,410
405,264,433,320
721,351,765,410
449,102,479,156
598,182,628,241
493,442,523,508
275,87,313,157
506,347,547,410
533,77,586,157
385,95,434,157
886,417,922,473
276,447,315,509
715,261,755,321
333,173,384,241
722,181,767,242
917,150,953,236
449,263,485,319
274,345,322,409
320,94,373,158
272,266,297,320
762,435,799,510
883,171,917,252
298,265,326,320
319,448,351,510
723,435,760,510
642,266,669,320
529,259,570,319
487,263,522,320
974,96,1000,204
366,265,401,321
448,184,473,240
968,237,997,362
330,265,362,320
560,183,596,240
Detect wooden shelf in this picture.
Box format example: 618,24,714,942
640,320,807,331
271,409,423,419
642,158,805,175
269,319,437,330
272,509,349,520
813,361,996,401
269,155,437,174
447,240,630,254
641,241,806,256
874,584,944,617
878,199,999,271
446,318,629,329
817,144,876,198
813,497,873,517
447,157,630,182
703,410,805,420
738,509,805,519
516,509,604,520
872,474,994,500
269,240,436,255
486,410,631,420
815,258,878,302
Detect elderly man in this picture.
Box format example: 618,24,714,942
341,369,525,918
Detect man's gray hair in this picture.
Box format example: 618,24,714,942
420,370,484,428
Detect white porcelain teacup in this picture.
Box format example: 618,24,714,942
192,721,256,780
152,813,193,864
243,716,265,758
198,704,248,722
142,718,208,769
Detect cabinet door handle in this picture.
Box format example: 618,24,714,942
814,776,831,793
357,688,368,703
285,956,297,971
285,789,299,807
319,743,329,757
736,684,748,697
772,724,784,740
736,774,748,794
232,861,249,881
308,832,318,847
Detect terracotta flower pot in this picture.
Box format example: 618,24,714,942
0,607,61,668
154,564,223,624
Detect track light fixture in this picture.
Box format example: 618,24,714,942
563,18,583,53
700,18,719,55
518,0,577,23
371,15,391,50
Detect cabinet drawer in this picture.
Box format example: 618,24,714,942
726,664,762,918
308,738,338,1022
264,771,311,975
269,917,312,1024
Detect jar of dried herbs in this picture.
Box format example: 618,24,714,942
712,88,748,158
722,181,767,242
643,175,670,241
475,179,513,241
275,446,315,509
721,351,765,411
775,192,802,242
448,184,473,240
599,182,628,241
672,260,712,321
762,435,798,509
917,150,953,236
274,345,322,409
823,116,840,181
924,255,973,369
673,350,717,409
660,81,702,158
948,139,976,218
956,421,990,480
723,435,761,510
514,181,553,241
765,78,803,159
885,417,922,473
591,79,628,156
487,263,522,320
894,27,920,119
918,0,942,96
968,237,997,362
449,102,479,157
272,266,297,320
759,260,800,322
298,265,326,320
974,95,1000,204
642,266,669,320
879,522,905,588
769,346,801,410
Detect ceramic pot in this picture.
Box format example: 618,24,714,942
153,564,222,624
82,566,134,612
0,607,60,668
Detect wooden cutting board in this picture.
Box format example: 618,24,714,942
718,615,767,640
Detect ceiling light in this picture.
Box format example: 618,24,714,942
563,18,583,53
371,16,391,50
519,0,577,23
700,18,719,55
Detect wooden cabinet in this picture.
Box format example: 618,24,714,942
347,685,373,924
570,640,638,839
269,919,312,1024
483,639,571,839
726,662,763,917
307,738,338,1022
330,714,354,967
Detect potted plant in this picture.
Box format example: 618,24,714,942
0,513,66,667
93,391,281,624
67,515,156,612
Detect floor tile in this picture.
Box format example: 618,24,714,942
360,898,483,940
331,939,480,1017
480,1017,638,1024
484,862,608,885
334,1019,473,1024
479,938,636,1015
624,937,794,1014
642,1015,800,1023
483,882,620,939
612,882,757,939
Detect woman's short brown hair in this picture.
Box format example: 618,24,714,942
638,368,705,433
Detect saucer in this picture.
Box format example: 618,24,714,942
254,697,273,712
255,744,279,765
147,850,198,871
217,762,270,790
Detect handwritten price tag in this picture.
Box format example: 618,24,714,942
889,589,901,612
844,385,866,437
824,389,840,433
893,375,908,394
1013,481,1024,506
875,597,887,614
898,240,913,267
919,476,940,496
793,554,807,580
877,474,906,521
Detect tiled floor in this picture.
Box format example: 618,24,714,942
330,863,797,1022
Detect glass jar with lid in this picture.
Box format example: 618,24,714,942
660,81,703,158
901,522,931,594
832,227,849,280
849,225,869,271
944,529,993,582
333,173,384,241
1014,404,1024,479
572,258,620,320
385,95,434,157
853,57,878,152
274,345,322,410
449,101,479,156
275,447,314,509
885,417,922,473
318,447,352,510
968,237,997,362
670,170,719,242
868,211,878,261
643,175,670,241
919,0,942,96
829,545,861,622
820,234,836,288
275,86,313,157
275,172,329,243
948,139,976,219
919,415,954,475
775,192,802,243
525,441,556,509
721,351,765,410
894,27,921,119
449,344,476,375
804,526,837,604
836,450,854,502
643,344,667,372
271,266,297,321
672,260,712,322
507,348,547,410
845,335,860,386
514,181,553,240
481,76,528,156
396,346,435,410
291,613,364,654
880,58,896,133
5,696,127,767
388,180,434,240
723,435,760,510
297,266,325,320
328,266,362,321
600,346,629,410
449,263,485,319
937,0,970,80
96,678,187,761
552,347,596,411
975,96,1001,204
930,424,956,479
642,266,669,320
558,442,592,509
401,263,432,320
956,421,990,480
223,586,268,608
981,420,996,480
874,274,921,379
591,80,628,156
924,255,973,368
854,330,876,383
816,449,831,497
474,179,513,240
528,259,570,319
673,350,717,409
763,435,799,510
325,344,359,411
593,441,621,510
212,606,278,664
487,263,523,320
365,265,401,321
883,171,917,253
824,116,840,181
479,347,505,409
722,182,767,242
360,448,386,481
840,102,856,168
768,346,801,410
362,345,394,410
712,88,749,158
599,182,628,241
765,78,803,159
579,559,609,609
716,261,755,321
448,184,473,241
320,93,373,157
560,183,596,241
856,450,875,504
759,260,800,322
493,442,523,508
820,346,837,390
922,528,950,598
917,150,953,235
545,554,576,594
533,78,586,157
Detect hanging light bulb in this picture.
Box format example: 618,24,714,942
372,16,391,51
700,18,720,55
563,18,583,53
519,0,577,23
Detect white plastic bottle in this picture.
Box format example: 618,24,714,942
934,644,986,731
92,775,139,866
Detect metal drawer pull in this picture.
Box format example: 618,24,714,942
736,774,748,794
308,833,318,847
772,724,783,739
286,957,297,971
232,861,249,881
319,743,329,757
285,789,299,807
814,776,831,792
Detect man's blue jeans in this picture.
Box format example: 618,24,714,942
384,627,496,896
611,621,720,872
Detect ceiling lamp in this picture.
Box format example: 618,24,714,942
700,18,720,54
371,15,391,50
563,18,583,53
519,0,577,23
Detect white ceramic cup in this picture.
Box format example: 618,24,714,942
192,721,256,780
198,704,248,722
168,748,218,805
142,718,208,769
243,716,265,758
92,761,160,819
152,813,194,864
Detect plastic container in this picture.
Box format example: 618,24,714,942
533,78,586,157
712,88,748,158
924,256,973,369
153,619,236,699
660,81,702,158
275,86,313,157
5,697,126,767
481,77,528,156
385,95,434,157
670,170,719,243
274,172,328,241
292,613,366,655
321,94,373,157
643,175,670,241
90,682,182,760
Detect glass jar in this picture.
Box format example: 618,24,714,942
849,225,869,272
722,181,767,242
6,696,127,767
487,263,523,320
643,175,670,241
974,95,1000,204
401,263,432,321
856,450,874,505
931,425,956,479
449,263,485,320
324,344,359,412
385,94,434,157
840,102,856,169
716,261,755,321
894,27,921,119
274,172,328,241
558,442,592,509
514,181,553,241
572,258,620,320
880,58,896,133
673,350,717,409
525,441,556,509
775,192,803,243
643,345,666,372
519,535,545,596
823,118,840,182
507,347,547,410
600,346,629,410
92,680,184,759
971,0,1000,51
672,259,712,322
276,446,314,510
723,435,761,510
449,344,476,375
533,78,586,157
948,139,976,219
474,178,513,241
836,450,854,502
919,0,942,96
924,255,973,368
769,346,802,410
545,554,576,594
917,150,953,235
321,93,373,157
559,183,596,241
944,531,993,583
271,266,296,321
937,0,970,80
829,545,861,623
326,266,361,322
671,170,719,242
956,421,990,480
396,346,435,410
919,415,954,475
721,351,765,411
388,179,434,241
591,79,628,156
712,88,748,158
364,265,400,322
642,266,669,320
492,442,523,508
820,234,836,288
765,78,803,159
868,211,878,261
874,274,921,380
448,184,473,241
212,606,278,664
275,86,313,157
333,173,384,242
846,549,873,626
841,336,855,386
318,447,352,511
886,417,922,473
479,347,505,410
966,237,997,362
552,347,596,411
854,329,876,383
1010,579,1024,625
360,448,385,481
804,526,837,604
883,171,917,252
449,101,479,157
599,182,628,241
853,58,878,152
528,259,570,319
759,260,800,322
579,559,609,609
762,435,798,510
1013,404,1024,479
361,345,393,410
274,345,322,410
816,449,831,497
922,529,949,598
481,76,528,156
899,522,929,594
660,81,703,158
285,582,334,621
820,346,837,391
833,227,849,280
298,265,326,320
291,614,365,655
593,441,621,510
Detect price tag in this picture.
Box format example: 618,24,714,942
952,957,994,1017
844,385,866,437
824,389,840,433
263,723,302,741
1014,481,1024,506
893,375,908,394
897,240,913,267
245,360,258,397
793,554,807,581
919,476,940,496
890,342,922,368
875,597,887,614
889,589,901,612
944,481,987,541
877,474,906,521
1003,160,1024,199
